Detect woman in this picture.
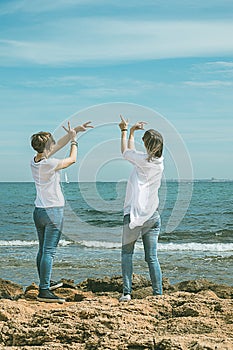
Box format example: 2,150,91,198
119,115,164,301
30,121,92,303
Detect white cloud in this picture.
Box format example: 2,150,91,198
1,0,232,15
1,19,233,66
206,61,233,68
183,80,233,87
0,0,93,15
19,74,161,87
192,60,233,76
0,0,150,15
4,73,168,99
20,75,100,88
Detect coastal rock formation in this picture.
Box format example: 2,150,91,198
174,279,233,299
0,275,232,349
0,279,23,300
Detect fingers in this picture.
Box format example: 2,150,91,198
140,122,147,129
62,121,72,133
83,121,94,128
62,126,69,133
120,114,128,123
65,121,71,131
132,121,148,130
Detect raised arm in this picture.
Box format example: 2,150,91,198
119,115,129,154
54,122,77,170
128,122,147,150
48,121,93,157
128,127,135,150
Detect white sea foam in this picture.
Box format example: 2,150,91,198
0,240,232,252
0,239,73,247
0,240,38,247
78,240,122,249
158,243,233,252
78,241,233,252
59,239,74,246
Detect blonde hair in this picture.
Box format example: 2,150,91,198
31,132,55,153
142,129,163,162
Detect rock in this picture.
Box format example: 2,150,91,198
25,282,38,293
55,288,94,302
174,279,233,299
162,277,177,292
155,338,184,349
132,286,153,299
172,304,200,317
61,278,76,289
24,289,38,301
77,275,122,293
211,285,233,299
74,291,93,302
0,279,24,300
174,279,214,293
78,274,151,293
189,339,233,350
131,274,152,289
196,290,219,300
0,277,232,349
24,283,38,300
0,310,9,321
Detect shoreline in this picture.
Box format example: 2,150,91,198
0,275,232,349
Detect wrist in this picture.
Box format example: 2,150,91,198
121,128,128,132
129,128,135,135
71,140,78,146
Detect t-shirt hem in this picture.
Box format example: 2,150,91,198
34,204,64,208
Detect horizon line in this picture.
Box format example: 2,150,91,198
0,178,233,183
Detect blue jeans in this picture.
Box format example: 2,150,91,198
121,212,162,295
33,207,64,290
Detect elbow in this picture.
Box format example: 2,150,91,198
67,157,76,167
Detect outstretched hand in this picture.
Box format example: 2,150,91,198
119,115,129,130
62,121,77,141
131,121,147,131
77,121,94,132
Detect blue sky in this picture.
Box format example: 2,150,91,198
0,0,233,181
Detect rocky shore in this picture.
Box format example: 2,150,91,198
0,275,232,350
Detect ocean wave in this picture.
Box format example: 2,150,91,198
0,240,38,247
158,243,233,252
59,240,74,246
77,241,233,252
78,240,122,249
0,240,232,252
0,239,73,247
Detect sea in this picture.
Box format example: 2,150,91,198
0,181,232,288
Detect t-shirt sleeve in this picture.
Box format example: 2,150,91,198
46,158,60,172
123,149,145,166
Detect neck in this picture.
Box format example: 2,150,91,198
35,153,46,161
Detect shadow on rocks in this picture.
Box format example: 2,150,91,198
174,279,233,299
0,279,24,300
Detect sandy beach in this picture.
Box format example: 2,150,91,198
0,275,232,350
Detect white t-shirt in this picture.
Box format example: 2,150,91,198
30,157,65,208
123,149,164,229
